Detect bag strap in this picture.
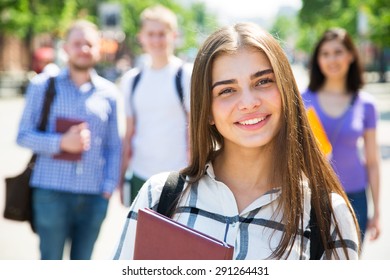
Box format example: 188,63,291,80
30,77,56,163
157,171,327,259
156,171,185,218
309,201,325,260
38,77,56,131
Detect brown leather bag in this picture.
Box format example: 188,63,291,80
3,77,56,233
4,156,35,231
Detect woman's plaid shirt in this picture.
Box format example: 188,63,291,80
113,163,359,260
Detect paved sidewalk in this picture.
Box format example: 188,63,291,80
0,73,389,259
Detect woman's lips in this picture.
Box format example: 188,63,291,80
235,115,270,130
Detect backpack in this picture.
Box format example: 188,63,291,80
157,171,325,260
131,65,188,117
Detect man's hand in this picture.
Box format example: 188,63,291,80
102,192,111,200
60,122,91,153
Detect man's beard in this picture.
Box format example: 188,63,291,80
69,61,95,72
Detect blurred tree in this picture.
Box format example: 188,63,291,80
298,0,358,54
351,0,390,47
181,1,219,54
0,0,96,37
0,0,98,71
0,0,217,70
117,0,218,59
358,0,390,81
270,15,297,42
270,14,299,63
298,0,389,81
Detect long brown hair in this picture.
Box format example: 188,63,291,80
182,22,360,259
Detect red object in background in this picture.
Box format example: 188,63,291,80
32,47,55,73
100,38,118,54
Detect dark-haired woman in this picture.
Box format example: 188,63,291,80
302,28,381,244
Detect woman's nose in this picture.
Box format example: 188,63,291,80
237,87,261,111
326,53,338,62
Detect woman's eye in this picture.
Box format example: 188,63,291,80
320,52,329,58
219,88,235,95
256,78,273,86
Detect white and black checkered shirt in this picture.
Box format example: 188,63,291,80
113,163,359,260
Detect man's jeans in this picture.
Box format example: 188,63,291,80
32,188,109,260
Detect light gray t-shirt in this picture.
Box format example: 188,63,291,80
120,56,192,179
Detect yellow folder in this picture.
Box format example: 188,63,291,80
306,107,332,157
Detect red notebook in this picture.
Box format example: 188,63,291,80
134,208,234,260
53,118,84,161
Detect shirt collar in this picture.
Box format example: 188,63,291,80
61,67,99,90
204,161,281,213
205,162,217,180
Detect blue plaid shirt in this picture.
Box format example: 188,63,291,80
17,68,122,195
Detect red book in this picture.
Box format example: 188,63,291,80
134,208,234,260
53,118,84,161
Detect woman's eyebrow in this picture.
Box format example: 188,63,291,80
211,69,274,90
211,79,236,90
251,68,273,79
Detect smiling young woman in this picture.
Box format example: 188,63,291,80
210,48,282,152
114,22,360,260
302,28,381,245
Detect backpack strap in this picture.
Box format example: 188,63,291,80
157,171,327,259
131,70,142,95
309,202,325,260
174,65,187,116
175,66,184,103
130,65,187,117
156,171,185,218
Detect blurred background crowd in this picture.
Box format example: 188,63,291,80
0,0,389,97
0,0,390,260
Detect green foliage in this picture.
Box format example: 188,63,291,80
117,0,218,57
295,25,318,56
298,0,359,52
0,0,216,60
0,0,98,37
270,15,298,43
117,0,186,55
298,0,389,52
361,0,390,47
0,0,31,37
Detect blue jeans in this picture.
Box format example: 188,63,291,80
347,189,368,242
32,188,109,260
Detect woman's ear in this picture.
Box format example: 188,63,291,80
209,117,215,125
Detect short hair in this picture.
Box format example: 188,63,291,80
140,5,178,32
65,19,100,41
